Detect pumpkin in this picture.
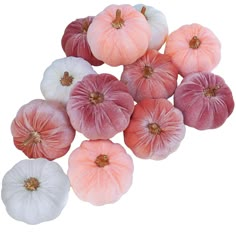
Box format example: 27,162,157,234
66,73,134,140
61,17,104,66
11,99,75,160
87,4,151,66
174,72,234,130
68,139,134,206
1,158,70,224
164,23,221,76
40,56,97,105
121,49,178,102
134,4,168,50
124,98,186,160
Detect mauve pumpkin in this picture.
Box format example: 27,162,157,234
174,72,234,130
121,49,178,102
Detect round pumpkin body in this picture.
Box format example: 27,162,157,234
87,4,151,66
11,99,75,160
164,23,221,76
124,98,186,160
66,73,134,140
174,72,234,130
61,17,104,66
121,50,178,102
68,139,134,206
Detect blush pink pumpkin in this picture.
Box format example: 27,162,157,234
11,99,75,160
174,72,234,130
121,49,178,102
68,139,134,206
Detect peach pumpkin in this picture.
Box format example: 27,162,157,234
87,4,151,66
164,23,221,76
121,49,178,102
68,139,134,206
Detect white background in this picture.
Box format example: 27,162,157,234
0,0,235,235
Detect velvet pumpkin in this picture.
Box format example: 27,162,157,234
61,17,104,66
121,49,178,102
124,98,186,160
87,4,151,66
68,139,134,206
66,73,134,140
174,72,234,130
11,99,75,160
164,23,221,76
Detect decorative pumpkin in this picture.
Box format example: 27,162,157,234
121,49,178,102
124,98,186,160
68,139,134,206
66,73,134,140
174,72,234,130
40,56,97,105
87,4,151,66
61,17,104,66
164,23,221,76
134,4,168,50
11,99,75,160
1,158,70,225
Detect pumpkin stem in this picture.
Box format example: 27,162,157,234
23,131,41,146
60,71,74,86
112,9,124,29
24,177,40,191
89,92,104,104
141,6,146,15
204,85,220,97
189,36,201,49
148,123,162,135
82,19,90,33
95,154,109,167
143,65,153,78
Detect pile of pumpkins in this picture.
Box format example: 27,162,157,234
1,4,234,225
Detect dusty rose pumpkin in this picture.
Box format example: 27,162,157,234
164,23,221,76
124,98,186,160
68,139,134,206
66,73,134,140
174,72,234,130
11,99,75,160
61,17,103,66
121,49,178,102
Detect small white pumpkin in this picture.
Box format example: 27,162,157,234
40,56,97,105
134,4,168,50
1,158,70,225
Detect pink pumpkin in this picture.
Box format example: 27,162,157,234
121,49,178,102
11,99,75,160
164,23,221,76
87,4,151,66
61,17,103,66
68,139,134,206
174,72,234,130
66,73,134,140
124,98,186,160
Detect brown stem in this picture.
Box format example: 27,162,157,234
143,65,153,78
148,123,162,135
24,177,40,191
60,71,73,86
141,6,146,15
189,36,201,49
112,9,124,29
89,92,104,104
95,154,109,167
82,19,90,33
23,131,41,146
204,85,220,97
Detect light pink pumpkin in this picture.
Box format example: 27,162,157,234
174,72,234,130
68,139,134,206
66,73,134,140
121,49,178,102
11,99,75,160
124,98,186,160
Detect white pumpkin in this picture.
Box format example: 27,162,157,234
1,158,70,225
134,4,168,50
40,56,97,105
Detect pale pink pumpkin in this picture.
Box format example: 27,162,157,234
124,98,186,160
164,23,221,76
11,99,75,160
61,17,103,66
66,73,134,140
121,50,178,102
174,72,234,130
87,4,151,66
68,139,134,206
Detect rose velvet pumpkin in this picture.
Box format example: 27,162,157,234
164,23,221,76
11,99,75,160
174,72,234,130
68,139,134,206
121,49,178,102
66,73,134,140
87,4,151,66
